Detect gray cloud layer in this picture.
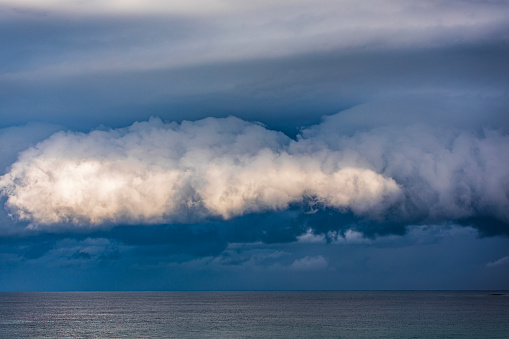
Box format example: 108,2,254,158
3,0,509,74
1,115,508,231
1,0,508,136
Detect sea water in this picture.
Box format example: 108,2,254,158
1,291,508,338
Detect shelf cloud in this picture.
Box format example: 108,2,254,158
0,117,400,226
1,114,508,233
1,0,509,291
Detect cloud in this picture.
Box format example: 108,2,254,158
486,256,509,268
70,250,91,260
1,0,508,293
300,119,509,227
297,229,326,244
2,222,508,291
0,123,63,174
1,5,507,134
0,116,400,227
329,229,371,245
297,228,370,244
2,0,508,79
290,255,328,271
1,114,508,236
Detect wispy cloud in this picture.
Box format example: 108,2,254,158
2,0,508,77
486,256,509,268
290,255,328,271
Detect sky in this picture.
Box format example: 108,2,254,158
0,0,509,291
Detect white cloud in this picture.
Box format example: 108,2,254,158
290,255,328,271
1,113,508,230
297,229,326,244
299,119,509,225
0,123,63,175
487,256,509,268
329,230,371,245
0,116,400,227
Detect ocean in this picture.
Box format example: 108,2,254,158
1,291,508,338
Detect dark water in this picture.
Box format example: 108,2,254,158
1,291,508,338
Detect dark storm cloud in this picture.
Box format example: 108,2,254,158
1,0,508,133
1,44,508,134
1,0,509,291
2,223,508,291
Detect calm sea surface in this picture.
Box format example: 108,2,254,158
1,291,508,338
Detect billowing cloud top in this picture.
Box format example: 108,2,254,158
1,116,508,231
0,117,400,226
